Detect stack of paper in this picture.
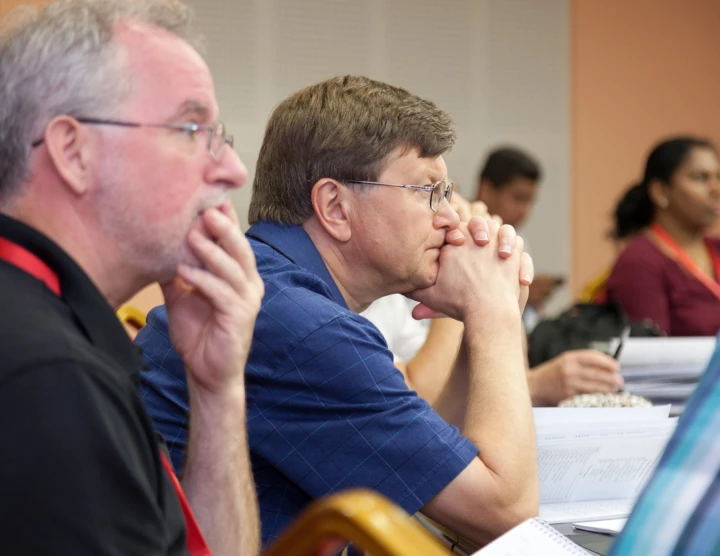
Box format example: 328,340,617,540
534,406,676,524
618,337,716,410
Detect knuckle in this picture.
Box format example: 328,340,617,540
559,363,573,379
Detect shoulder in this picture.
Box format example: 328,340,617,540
0,275,87,379
618,235,663,260
0,292,137,400
253,295,389,372
135,305,176,369
0,359,151,452
254,248,381,352
612,235,667,271
248,237,345,323
249,236,293,273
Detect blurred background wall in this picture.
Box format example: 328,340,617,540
1,0,718,313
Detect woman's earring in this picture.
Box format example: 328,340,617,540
659,198,669,209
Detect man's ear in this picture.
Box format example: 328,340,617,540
44,115,94,196
310,178,353,242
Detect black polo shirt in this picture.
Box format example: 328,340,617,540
0,214,189,555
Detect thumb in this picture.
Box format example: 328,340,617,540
160,276,190,307
412,303,447,320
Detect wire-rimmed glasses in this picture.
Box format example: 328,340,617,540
345,179,454,212
31,117,233,161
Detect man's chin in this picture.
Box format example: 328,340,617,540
157,246,203,283
413,265,439,290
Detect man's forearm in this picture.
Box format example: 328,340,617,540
455,309,537,502
183,382,259,556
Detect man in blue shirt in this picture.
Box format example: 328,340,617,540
138,75,538,547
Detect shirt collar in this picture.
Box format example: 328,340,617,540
0,213,143,374
246,220,348,309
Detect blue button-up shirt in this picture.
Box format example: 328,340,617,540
137,221,478,546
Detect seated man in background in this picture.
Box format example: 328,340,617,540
477,147,562,325
610,338,720,555
138,75,539,548
0,1,261,553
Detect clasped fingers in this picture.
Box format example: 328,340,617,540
465,218,522,261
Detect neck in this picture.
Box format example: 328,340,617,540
301,219,379,313
653,212,706,249
5,199,146,309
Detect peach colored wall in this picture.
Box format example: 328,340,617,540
0,0,45,16
571,0,720,295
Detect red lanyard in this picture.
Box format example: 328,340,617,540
650,223,720,302
0,238,60,295
159,452,212,556
0,237,211,556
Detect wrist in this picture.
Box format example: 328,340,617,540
462,300,522,334
527,366,551,406
187,374,246,414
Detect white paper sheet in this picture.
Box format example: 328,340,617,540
538,436,668,503
533,405,671,427
572,518,627,535
624,381,698,399
539,499,635,524
618,337,716,367
536,418,677,443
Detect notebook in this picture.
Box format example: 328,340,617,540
472,517,591,555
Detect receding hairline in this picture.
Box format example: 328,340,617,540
110,18,216,121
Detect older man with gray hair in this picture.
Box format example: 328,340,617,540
0,1,261,554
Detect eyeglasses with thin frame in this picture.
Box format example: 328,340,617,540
345,179,454,212
31,117,233,161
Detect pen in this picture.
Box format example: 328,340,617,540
613,325,631,360
613,325,631,394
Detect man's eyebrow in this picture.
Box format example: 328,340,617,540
167,99,211,122
420,173,445,185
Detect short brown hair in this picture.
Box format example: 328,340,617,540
249,75,456,225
